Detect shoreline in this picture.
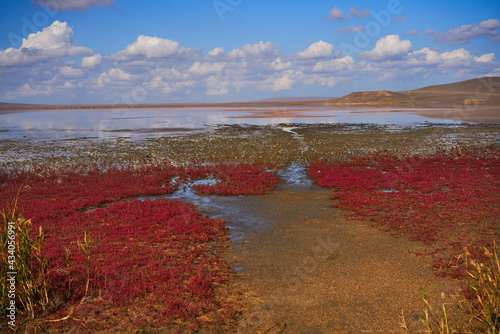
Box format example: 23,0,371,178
1,104,499,124
0,101,326,114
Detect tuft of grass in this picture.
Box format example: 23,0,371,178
421,245,500,333
77,231,92,297
420,287,456,334
465,245,500,333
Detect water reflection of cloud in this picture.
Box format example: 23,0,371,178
0,107,461,141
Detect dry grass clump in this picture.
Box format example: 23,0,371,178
1,192,48,326
421,246,500,333
464,246,500,333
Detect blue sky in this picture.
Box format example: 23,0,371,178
0,0,499,104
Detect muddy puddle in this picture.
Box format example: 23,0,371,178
164,164,315,244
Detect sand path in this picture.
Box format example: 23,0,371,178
228,183,460,333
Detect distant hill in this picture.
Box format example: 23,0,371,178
252,96,336,103
403,77,500,104
325,91,408,106
324,77,500,106
2,77,499,112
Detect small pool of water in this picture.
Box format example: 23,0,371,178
276,163,313,189
161,164,314,242
167,184,269,242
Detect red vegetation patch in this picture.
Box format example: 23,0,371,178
307,147,500,279
0,163,280,331
65,200,231,331
1,165,179,227
185,163,282,196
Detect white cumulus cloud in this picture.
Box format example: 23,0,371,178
123,35,196,59
271,57,292,71
302,74,339,88
228,41,279,59
95,68,139,88
206,76,229,95
259,72,296,91
207,47,225,58
359,35,412,61
407,47,442,66
59,66,84,78
313,56,355,73
188,62,225,76
0,21,93,67
82,54,102,68
475,53,496,63
298,41,335,59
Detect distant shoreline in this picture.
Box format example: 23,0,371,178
0,100,325,114
1,103,499,124
1,77,499,122
1,100,498,113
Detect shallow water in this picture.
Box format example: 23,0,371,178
0,107,460,141
276,163,313,189
162,164,315,242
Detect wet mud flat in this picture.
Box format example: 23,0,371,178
1,122,498,170
228,185,461,333
1,122,499,332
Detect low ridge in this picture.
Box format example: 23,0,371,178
324,77,500,106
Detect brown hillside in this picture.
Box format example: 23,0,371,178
325,91,408,106
325,77,500,107
403,77,500,104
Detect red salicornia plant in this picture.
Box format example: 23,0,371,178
0,162,281,332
